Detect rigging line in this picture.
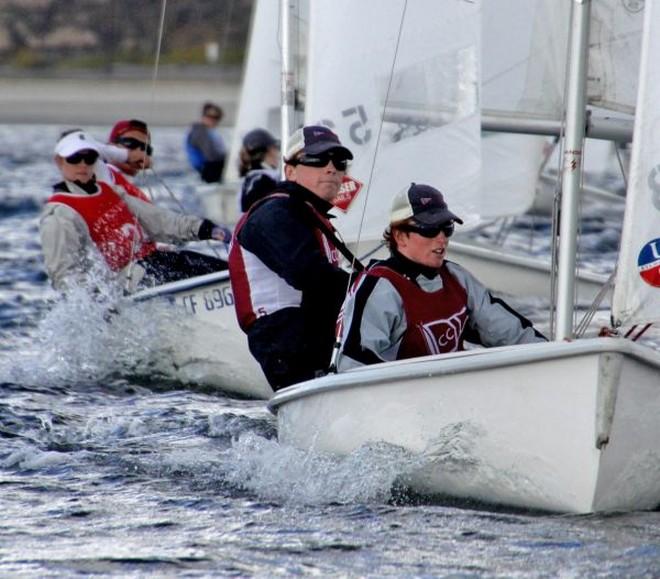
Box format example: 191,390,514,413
614,143,629,190
146,166,224,260
349,0,409,263
624,324,638,338
329,0,409,374
123,0,168,294
631,323,652,342
574,271,615,337
623,323,652,342
573,138,588,329
150,0,168,121
135,0,168,192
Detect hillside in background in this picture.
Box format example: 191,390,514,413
0,0,253,77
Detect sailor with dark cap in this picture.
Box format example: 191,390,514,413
336,183,546,371
229,125,358,390
237,127,281,212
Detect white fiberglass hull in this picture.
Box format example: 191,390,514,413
269,339,660,513
132,271,272,399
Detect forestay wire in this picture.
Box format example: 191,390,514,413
328,0,409,373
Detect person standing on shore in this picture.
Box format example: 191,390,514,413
185,102,227,183
40,130,230,293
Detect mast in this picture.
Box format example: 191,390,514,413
555,0,592,340
280,0,297,161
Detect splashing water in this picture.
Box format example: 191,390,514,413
0,275,187,388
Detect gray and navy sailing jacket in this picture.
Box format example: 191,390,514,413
337,251,547,371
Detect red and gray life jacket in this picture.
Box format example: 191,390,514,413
229,192,341,332
48,181,157,272
368,264,469,357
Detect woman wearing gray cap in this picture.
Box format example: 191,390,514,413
336,183,546,371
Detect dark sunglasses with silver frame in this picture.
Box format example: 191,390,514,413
399,221,455,238
290,151,350,172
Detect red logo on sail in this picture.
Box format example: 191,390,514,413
638,238,660,288
332,176,363,212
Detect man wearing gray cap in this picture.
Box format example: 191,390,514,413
336,183,546,371
229,124,360,390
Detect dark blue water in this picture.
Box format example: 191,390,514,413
2,124,659,577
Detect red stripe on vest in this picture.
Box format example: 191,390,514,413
369,264,468,357
48,182,156,271
228,210,258,331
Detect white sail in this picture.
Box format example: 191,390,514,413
480,0,548,218
224,0,283,183
305,0,481,245
612,0,660,327
589,0,645,114
515,0,643,120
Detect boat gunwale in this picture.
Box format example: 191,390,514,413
268,337,660,413
130,270,231,302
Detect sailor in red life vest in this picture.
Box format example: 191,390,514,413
336,183,547,371
40,130,229,293
229,125,360,390
95,119,154,203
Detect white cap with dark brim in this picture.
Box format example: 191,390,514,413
54,130,100,158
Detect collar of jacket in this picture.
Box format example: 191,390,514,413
54,178,99,195
385,249,442,281
279,181,335,217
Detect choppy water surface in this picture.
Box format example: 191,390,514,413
1,124,659,577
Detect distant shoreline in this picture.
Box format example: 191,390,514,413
0,70,243,126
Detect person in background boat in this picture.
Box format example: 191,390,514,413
237,128,281,213
40,130,230,294
185,102,227,183
229,125,359,390
336,183,547,371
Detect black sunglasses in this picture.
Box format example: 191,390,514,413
293,152,350,172
400,222,455,238
64,150,99,165
116,136,153,156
